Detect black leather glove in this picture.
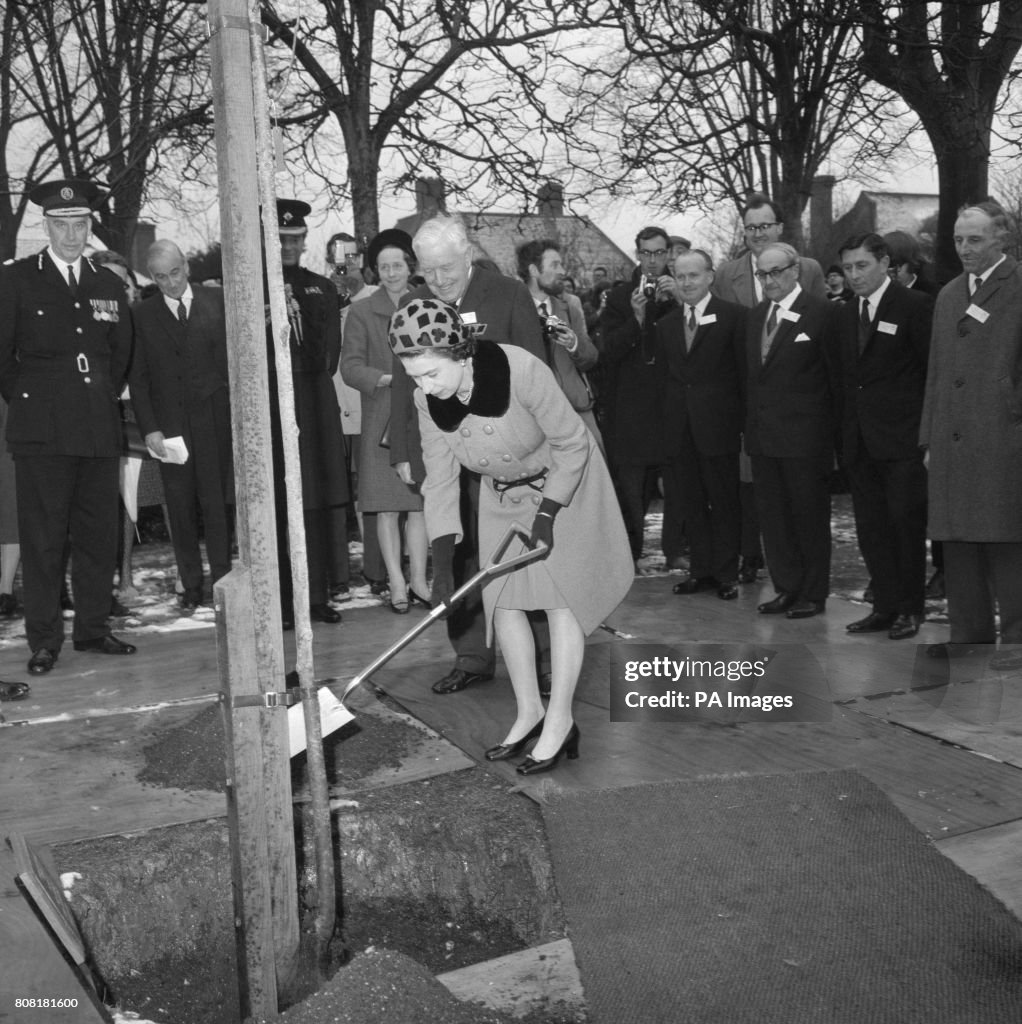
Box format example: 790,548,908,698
529,498,562,556
430,534,457,609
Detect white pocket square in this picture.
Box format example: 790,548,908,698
794,332,811,342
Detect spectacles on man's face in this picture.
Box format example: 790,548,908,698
745,223,780,235
637,247,668,259
754,263,797,281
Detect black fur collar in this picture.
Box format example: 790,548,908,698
426,339,511,431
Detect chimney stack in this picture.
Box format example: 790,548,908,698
537,180,565,217
415,177,447,219
810,175,836,260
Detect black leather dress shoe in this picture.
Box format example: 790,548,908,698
179,588,202,612
0,680,30,700
0,593,20,617
786,600,825,619
28,649,56,675
717,582,739,601
485,719,544,761
517,723,581,775
673,575,719,595
73,635,137,655
431,668,495,694
846,611,896,634
888,614,923,640
310,603,342,624
758,592,795,614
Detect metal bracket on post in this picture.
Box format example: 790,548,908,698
224,691,300,710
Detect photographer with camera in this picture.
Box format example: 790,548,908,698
600,226,677,571
516,239,603,454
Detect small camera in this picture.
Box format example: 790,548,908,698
543,315,563,340
641,275,657,299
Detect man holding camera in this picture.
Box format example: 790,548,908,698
600,226,676,570
516,239,602,451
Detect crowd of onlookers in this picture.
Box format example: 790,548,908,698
2,180,1021,689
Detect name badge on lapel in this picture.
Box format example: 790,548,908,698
461,312,478,325
966,303,990,323
698,313,717,325
877,321,898,335
781,309,800,323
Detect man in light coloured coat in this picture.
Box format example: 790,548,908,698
920,200,1022,669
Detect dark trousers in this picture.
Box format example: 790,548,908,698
614,462,660,561
943,541,1022,645
448,471,550,676
846,451,927,617
159,398,233,591
663,441,741,582
15,454,120,652
752,454,832,603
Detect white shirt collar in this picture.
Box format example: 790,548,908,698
862,276,891,312
773,283,802,313
972,254,1006,288
686,293,712,319
163,284,194,316
46,248,82,277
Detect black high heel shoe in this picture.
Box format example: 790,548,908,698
516,723,580,775
408,588,431,608
484,718,544,761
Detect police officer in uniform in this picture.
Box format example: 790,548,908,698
271,199,348,626
0,179,136,674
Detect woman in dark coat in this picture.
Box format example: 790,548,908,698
389,298,632,774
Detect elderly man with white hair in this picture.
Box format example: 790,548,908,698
388,214,546,695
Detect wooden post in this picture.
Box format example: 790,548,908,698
207,0,299,1015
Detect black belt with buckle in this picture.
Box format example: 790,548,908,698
492,468,548,495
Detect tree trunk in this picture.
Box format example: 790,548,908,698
928,127,992,284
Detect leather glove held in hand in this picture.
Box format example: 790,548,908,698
529,498,562,555
430,534,457,609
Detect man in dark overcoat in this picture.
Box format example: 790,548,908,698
272,199,349,628
920,201,1022,669
744,242,835,620
600,225,676,569
0,179,136,674
655,249,746,601
832,233,934,641
130,240,233,610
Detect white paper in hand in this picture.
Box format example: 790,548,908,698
148,436,189,464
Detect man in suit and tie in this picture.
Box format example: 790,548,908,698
389,214,545,694
745,243,835,619
130,240,234,611
921,201,1022,669
0,179,137,674
516,238,602,450
833,233,934,641
600,226,677,569
714,194,828,586
656,249,746,600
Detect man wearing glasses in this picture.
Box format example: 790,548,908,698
600,226,677,571
744,243,835,620
713,193,827,587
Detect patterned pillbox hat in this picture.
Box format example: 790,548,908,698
388,298,465,354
